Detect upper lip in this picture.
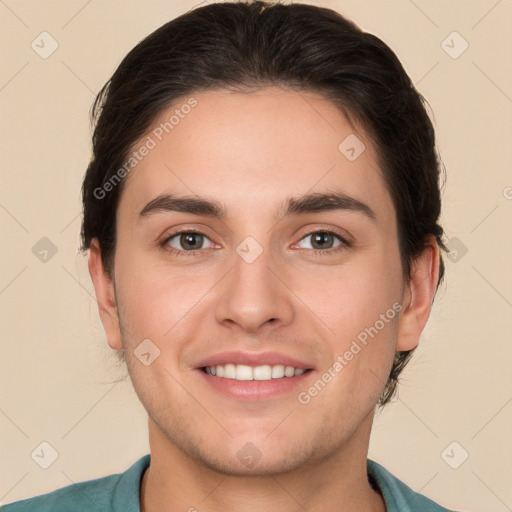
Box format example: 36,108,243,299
194,351,314,370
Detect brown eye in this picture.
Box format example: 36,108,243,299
310,232,336,250
178,233,205,250
297,230,348,252
162,231,214,254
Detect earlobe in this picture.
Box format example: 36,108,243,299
396,236,441,352
88,238,123,350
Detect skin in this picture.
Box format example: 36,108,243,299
88,86,440,512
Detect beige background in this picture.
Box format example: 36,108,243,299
1,0,511,510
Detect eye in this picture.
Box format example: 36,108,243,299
295,230,350,253
162,231,215,255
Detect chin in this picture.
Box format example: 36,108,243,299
195,448,311,477
180,431,324,477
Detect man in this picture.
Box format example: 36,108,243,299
2,1,459,511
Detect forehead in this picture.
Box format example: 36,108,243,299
118,87,393,224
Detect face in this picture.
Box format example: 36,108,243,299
90,86,435,476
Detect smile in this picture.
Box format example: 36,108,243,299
203,364,306,380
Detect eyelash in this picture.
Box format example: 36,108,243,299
160,229,351,257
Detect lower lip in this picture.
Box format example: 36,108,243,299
196,369,314,401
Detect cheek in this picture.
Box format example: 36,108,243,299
295,245,403,390
299,249,403,337
113,245,171,345
114,249,216,357
117,276,188,344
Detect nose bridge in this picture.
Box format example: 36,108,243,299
214,234,294,333
233,238,276,297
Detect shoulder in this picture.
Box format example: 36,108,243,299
367,459,459,512
0,454,150,512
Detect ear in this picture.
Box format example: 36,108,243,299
88,238,123,350
396,235,441,351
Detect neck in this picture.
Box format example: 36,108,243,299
140,415,386,512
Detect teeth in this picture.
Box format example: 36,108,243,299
284,366,295,377
271,364,285,379
204,363,307,381
253,365,272,380
236,364,253,381
224,364,236,379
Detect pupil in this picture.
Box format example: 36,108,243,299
182,233,202,250
313,232,332,249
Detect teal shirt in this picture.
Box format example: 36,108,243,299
1,455,458,511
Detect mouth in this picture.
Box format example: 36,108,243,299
201,364,310,380
194,352,315,401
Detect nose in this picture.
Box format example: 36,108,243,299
214,242,295,335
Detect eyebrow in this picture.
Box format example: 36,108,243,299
138,191,376,222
